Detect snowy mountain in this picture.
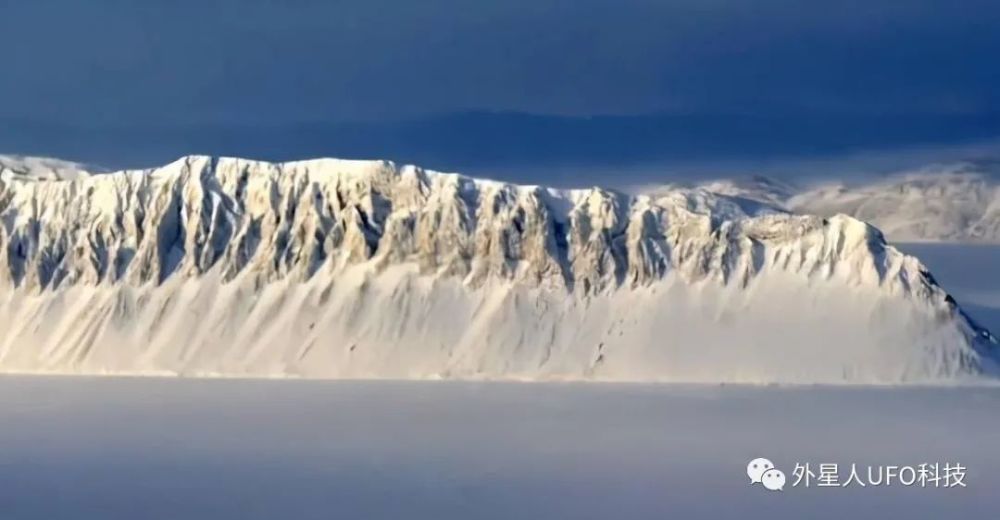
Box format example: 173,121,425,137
0,155,996,383
681,162,1000,243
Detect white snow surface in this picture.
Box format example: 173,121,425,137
0,155,996,383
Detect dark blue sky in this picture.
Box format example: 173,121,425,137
2,0,999,183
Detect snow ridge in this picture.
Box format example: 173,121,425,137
0,155,995,383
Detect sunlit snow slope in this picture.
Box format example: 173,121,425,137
0,156,996,382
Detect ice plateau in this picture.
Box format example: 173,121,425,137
0,155,996,383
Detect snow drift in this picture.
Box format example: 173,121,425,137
0,155,996,383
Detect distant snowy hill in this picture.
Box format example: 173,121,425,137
0,155,996,383
676,162,1000,243
0,155,96,181
790,164,1000,243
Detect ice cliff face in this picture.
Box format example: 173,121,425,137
0,156,995,382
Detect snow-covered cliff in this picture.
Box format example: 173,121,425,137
0,156,995,382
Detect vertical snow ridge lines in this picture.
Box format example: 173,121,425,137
0,155,948,294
